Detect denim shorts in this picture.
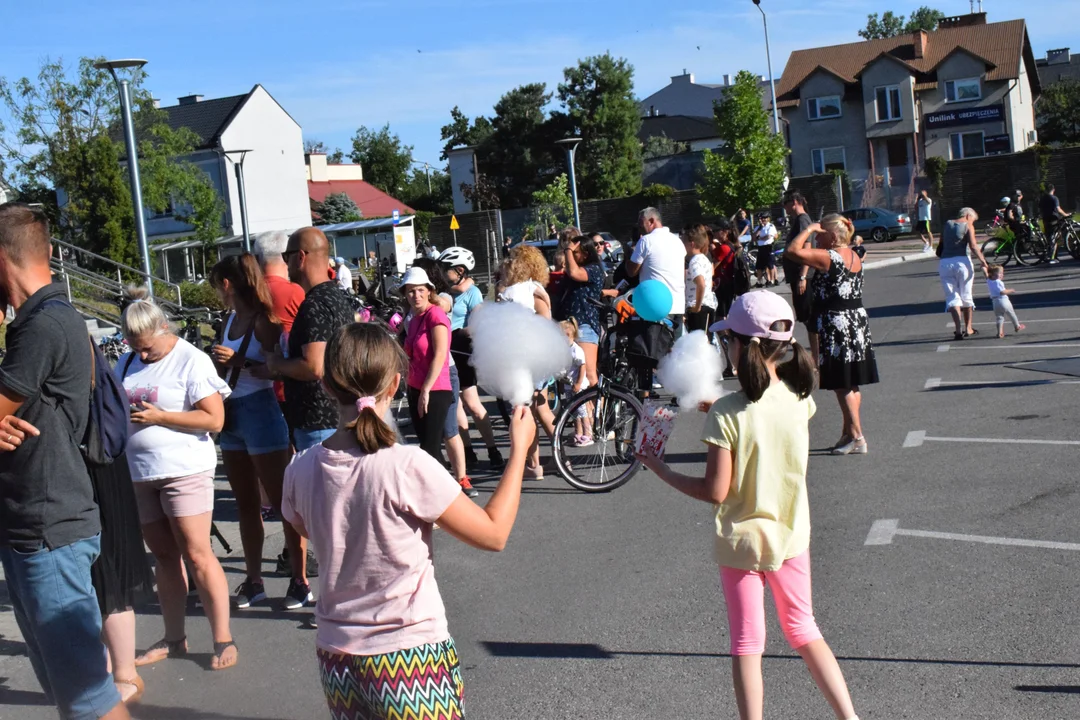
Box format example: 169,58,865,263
219,388,291,454
0,534,122,719
446,365,461,439
576,324,600,345
293,426,336,452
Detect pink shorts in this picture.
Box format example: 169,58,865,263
720,550,823,656
133,472,216,524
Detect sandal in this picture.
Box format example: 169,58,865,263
953,331,965,341
966,328,980,337
135,636,187,667
114,674,144,705
211,640,239,671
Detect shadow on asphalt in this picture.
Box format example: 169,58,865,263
867,287,1080,320
132,704,295,720
0,680,50,707
481,641,1080,670
1014,685,1080,694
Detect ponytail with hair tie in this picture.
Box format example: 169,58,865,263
356,396,377,413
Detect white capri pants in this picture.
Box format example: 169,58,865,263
939,256,974,311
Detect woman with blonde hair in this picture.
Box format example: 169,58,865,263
116,289,238,671
498,244,557,478
785,213,879,456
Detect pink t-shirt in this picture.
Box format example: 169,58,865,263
281,442,462,656
404,305,452,391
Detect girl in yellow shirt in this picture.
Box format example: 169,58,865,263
638,290,858,720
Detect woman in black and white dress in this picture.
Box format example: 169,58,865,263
785,213,879,455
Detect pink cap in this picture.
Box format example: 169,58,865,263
708,290,794,341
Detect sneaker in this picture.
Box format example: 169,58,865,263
464,447,480,471
284,578,314,610
276,548,319,578
260,505,277,522
576,435,595,448
234,579,266,609
488,447,505,471
1049,259,1060,265
459,477,479,498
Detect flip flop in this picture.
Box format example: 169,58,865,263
114,675,144,705
134,637,187,667
211,640,239,672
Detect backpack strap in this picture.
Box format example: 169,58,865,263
217,313,256,391
121,353,136,381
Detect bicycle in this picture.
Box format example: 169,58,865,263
1046,218,1080,262
551,298,648,493
981,221,1050,267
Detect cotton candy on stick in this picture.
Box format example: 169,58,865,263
656,330,725,410
467,302,572,407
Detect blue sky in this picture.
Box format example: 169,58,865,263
0,0,1073,171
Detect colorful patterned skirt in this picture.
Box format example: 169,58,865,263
318,637,465,720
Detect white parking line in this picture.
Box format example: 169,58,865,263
903,430,1080,448
924,377,1080,389
935,343,1080,351
865,519,1080,552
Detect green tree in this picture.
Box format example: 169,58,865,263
643,134,689,160
305,138,345,163
349,124,413,196
1037,79,1080,145
859,6,944,39
439,107,493,161
0,57,223,265
400,167,453,214
530,173,574,231
697,70,788,217
315,192,361,224
480,83,562,208
558,53,643,200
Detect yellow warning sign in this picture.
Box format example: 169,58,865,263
449,215,460,231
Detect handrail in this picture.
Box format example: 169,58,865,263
51,257,185,323
51,237,183,307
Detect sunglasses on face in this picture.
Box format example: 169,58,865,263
282,248,306,263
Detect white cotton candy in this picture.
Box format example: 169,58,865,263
656,330,726,409
467,302,572,407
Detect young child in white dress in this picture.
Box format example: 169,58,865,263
559,319,593,446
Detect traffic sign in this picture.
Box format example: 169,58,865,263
450,215,460,231
392,209,400,225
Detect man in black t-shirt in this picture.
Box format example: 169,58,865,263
267,227,355,452
783,191,814,309
0,203,129,720
1040,184,1069,263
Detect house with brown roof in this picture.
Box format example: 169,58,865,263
776,13,1040,187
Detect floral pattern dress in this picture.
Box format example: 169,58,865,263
811,249,880,390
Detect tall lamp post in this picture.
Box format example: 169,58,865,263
95,58,154,295
223,149,253,252
555,137,583,230
410,160,433,195
751,0,782,135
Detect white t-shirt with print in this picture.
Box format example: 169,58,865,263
117,338,232,482
686,254,717,310
630,226,687,316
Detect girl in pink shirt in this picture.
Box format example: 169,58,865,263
282,323,534,720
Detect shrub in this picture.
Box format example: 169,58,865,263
641,183,675,205
179,281,224,311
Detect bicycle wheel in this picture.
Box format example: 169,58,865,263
980,237,1012,267
1013,231,1048,266
552,385,643,492
1063,225,1080,262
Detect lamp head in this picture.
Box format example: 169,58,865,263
555,137,583,148
93,59,148,71
752,0,761,5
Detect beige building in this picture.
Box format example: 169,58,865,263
776,13,1041,186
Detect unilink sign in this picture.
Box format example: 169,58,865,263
924,104,1004,129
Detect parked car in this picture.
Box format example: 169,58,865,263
840,207,912,243
526,231,624,269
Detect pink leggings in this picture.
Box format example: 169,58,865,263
720,550,823,656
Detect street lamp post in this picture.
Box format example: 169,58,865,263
555,137,583,230
752,0,782,136
95,58,154,295
223,149,254,252
410,161,432,195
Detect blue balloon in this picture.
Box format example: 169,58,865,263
632,279,673,322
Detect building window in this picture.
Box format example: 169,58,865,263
807,96,842,120
875,86,902,121
811,147,846,174
945,77,982,103
149,198,175,220
950,131,985,159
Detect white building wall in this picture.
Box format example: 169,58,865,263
1007,59,1038,151
218,86,311,235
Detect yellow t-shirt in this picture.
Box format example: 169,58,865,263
700,382,816,572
